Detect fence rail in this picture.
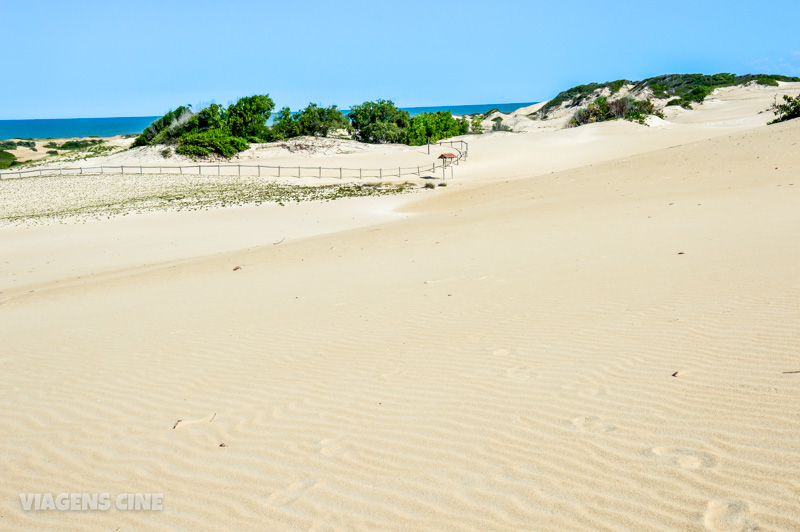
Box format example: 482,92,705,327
0,140,468,180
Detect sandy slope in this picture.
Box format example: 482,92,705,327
1,87,800,531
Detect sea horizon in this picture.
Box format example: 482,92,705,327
0,102,537,140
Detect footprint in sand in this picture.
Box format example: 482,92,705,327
570,415,615,433
577,386,606,398
267,480,319,507
380,368,406,382
316,437,348,458
703,499,757,532
505,365,535,380
652,446,716,469
172,413,216,430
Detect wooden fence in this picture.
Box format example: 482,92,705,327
0,140,468,180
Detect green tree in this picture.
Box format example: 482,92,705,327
348,99,410,144
470,115,484,134
225,94,275,140
295,103,349,137
270,107,300,140
404,111,469,145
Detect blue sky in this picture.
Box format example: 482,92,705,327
2,0,799,119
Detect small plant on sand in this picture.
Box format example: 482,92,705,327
769,93,800,124
47,150,59,155
491,117,512,132
437,182,447,187
0,140,17,150
424,182,436,189
161,147,173,158
470,115,484,134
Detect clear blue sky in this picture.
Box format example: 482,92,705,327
2,0,799,119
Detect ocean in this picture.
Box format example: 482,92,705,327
0,102,537,140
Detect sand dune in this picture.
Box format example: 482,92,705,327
1,88,799,530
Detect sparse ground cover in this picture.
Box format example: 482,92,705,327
0,173,418,225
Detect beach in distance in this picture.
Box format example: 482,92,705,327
2,78,800,531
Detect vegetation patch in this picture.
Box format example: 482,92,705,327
133,96,472,159
536,73,800,118
0,150,17,169
569,96,663,127
0,174,417,225
58,139,104,150
769,93,800,124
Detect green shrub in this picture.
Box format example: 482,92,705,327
45,141,58,148
132,106,195,147
176,129,249,157
225,94,275,139
0,150,16,169
491,118,512,132
470,115,484,134
0,140,16,150
348,99,410,144
769,93,800,124
59,139,103,150
570,97,662,127
47,150,58,155
15,140,36,149
161,147,172,158
405,111,469,145
270,103,349,140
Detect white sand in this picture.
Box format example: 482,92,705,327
1,83,800,530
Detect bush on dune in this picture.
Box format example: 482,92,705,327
569,96,662,127
404,111,469,145
769,93,800,124
0,149,17,169
347,100,410,144
176,129,249,157
270,103,349,140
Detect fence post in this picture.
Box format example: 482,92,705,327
258,165,261,177
359,168,362,179
442,164,445,181
80,167,83,175
339,167,342,179
179,166,182,175
298,166,300,178
238,164,241,176
101,166,104,175
60,167,63,175
140,166,142,175
278,166,281,177
417,165,420,175
398,167,400,177
159,166,162,174
218,165,220,176
379,168,382,179
319,166,322,178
